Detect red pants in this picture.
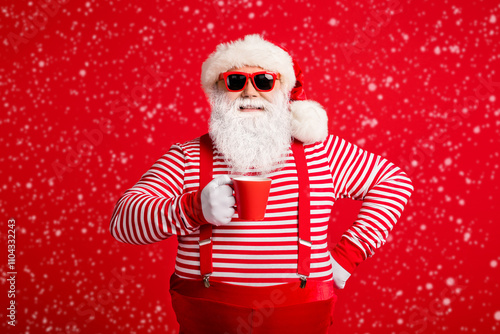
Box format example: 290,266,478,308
169,274,337,334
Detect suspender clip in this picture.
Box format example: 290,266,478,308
199,238,212,247
299,238,312,247
299,275,308,289
203,274,212,288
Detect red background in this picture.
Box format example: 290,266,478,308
1,0,499,333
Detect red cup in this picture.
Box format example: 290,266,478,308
233,176,272,221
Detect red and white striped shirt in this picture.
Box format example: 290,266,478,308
109,135,413,286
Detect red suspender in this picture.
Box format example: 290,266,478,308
198,134,311,288
199,134,214,287
291,139,312,288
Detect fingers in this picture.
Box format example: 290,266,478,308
213,207,235,226
219,184,233,197
209,175,234,199
212,175,233,187
227,195,236,207
331,257,351,289
225,207,235,219
333,280,345,289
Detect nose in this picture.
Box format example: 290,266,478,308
241,78,259,98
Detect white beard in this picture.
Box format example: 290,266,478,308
208,90,292,176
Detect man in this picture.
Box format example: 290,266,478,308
109,34,413,333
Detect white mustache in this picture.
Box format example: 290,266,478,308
233,98,269,111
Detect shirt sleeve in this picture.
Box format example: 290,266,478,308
325,135,414,273
109,143,209,245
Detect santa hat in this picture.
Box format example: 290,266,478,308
201,34,328,144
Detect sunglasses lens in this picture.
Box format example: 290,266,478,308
226,74,247,91
254,73,275,91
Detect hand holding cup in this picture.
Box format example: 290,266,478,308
200,175,236,226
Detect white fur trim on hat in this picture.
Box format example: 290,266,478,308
201,34,296,96
290,100,329,144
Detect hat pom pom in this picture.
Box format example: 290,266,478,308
290,100,329,144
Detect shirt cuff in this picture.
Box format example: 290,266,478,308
330,236,366,274
181,191,210,228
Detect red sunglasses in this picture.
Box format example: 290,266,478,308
218,71,280,92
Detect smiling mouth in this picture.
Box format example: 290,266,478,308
239,106,264,111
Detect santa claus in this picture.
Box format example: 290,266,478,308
110,34,414,333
